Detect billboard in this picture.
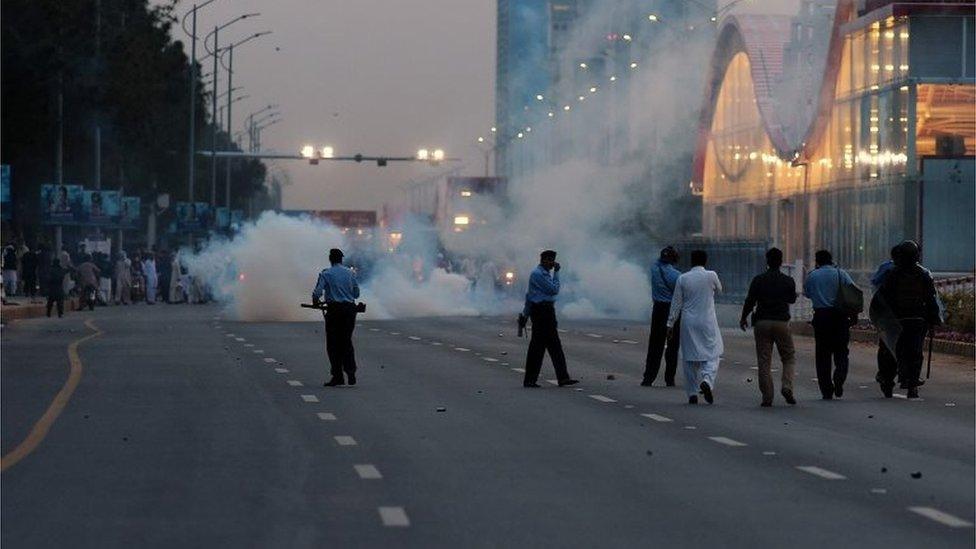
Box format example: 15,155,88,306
119,196,141,229
81,189,121,225
175,201,212,232
0,165,10,221
40,184,84,224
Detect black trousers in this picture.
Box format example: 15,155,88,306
895,318,927,389
876,338,898,388
524,302,570,384
46,295,64,317
812,308,851,397
325,302,358,380
643,300,679,385
24,275,37,298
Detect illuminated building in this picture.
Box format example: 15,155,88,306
692,0,974,274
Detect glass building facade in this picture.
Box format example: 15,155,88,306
697,1,975,276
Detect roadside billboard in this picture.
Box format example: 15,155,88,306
0,165,10,221
119,196,141,229
81,189,121,225
40,184,84,224
175,201,212,232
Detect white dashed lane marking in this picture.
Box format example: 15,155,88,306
275,368,289,373
588,394,617,403
454,347,470,352
378,507,410,527
225,334,235,338
244,343,254,347
683,425,697,430
369,328,380,332
354,464,383,479
235,338,245,342
263,358,277,363
762,451,777,456
870,488,887,494
300,394,319,403
334,435,357,446
796,466,846,480
618,339,639,345
286,380,304,387
907,507,974,528
545,379,559,385
482,357,499,362
408,336,422,341
585,333,603,339
316,412,337,421
708,436,747,447
431,342,443,346
253,350,264,354
641,413,673,423
511,367,526,373
389,332,400,335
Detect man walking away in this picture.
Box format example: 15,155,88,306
77,254,100,311
46,259,68,318
312,248,361,387
522,250,578,388
21,246,39,302
740,248,797,407
642,246,682,387
803,250,857,399
877,241,941,399
668,250,723,404
114,252,132,305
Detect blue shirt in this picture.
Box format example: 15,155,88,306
870,259,893,289
650,259,681,303
803,264,854,309
312,264,360,303
522,265,560,315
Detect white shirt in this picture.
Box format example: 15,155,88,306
667,266,724,361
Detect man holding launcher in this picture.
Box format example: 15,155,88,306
311,248,361,387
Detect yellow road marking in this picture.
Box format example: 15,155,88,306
1,318,102,472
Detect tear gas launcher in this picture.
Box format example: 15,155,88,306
300,302,367,313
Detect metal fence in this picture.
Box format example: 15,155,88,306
673,238,771,303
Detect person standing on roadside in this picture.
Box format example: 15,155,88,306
312,248,361,387
740,248,797,407
803,250,857,400
46,258,68,318
668,250,723,404
143,253,158,304
21,245,39,302
114,251,132,305
641,246,682,387
3,243,18,296
522,250,579,388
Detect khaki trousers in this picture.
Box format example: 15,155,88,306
753,320,796,403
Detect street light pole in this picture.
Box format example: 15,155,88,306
224,43,233,208
210,24,219,206
182,0,218,205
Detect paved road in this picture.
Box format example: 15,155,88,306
2,303,974,548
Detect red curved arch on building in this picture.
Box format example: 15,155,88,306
691,0,855,189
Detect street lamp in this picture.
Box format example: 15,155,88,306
204,12,260,206
181,0,220,204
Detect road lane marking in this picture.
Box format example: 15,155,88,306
300,394,319,403
244,343,254,347
431,342,443,346
275,368,289,373
907,507,974,528
408,336,421,341
892,393,924,401
369,328,380,332
225,334,236,338
796,466,846,480
762,451,777,456
354,464,383,479
683,426,697,430
334,435,357,446
619,339,639,344
641,413,673,423
501,362,509,366
287,380,304,387
235,337,245,342
871,488,887,494
708,436,747,447
511,367,525,373
316,412,337,421
253,350,264,354
1,319,102,472
263,358,277,363
482,357,499,362
378,507,410,527
588,394,617,403
454,347,470,352
585,333,603,339
545,379,558,385
389,332,400,335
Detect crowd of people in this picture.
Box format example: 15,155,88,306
1,241,210,318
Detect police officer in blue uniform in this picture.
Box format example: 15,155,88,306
522,250,579,388
312,248,361,387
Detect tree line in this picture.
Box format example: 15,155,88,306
1,0,270,238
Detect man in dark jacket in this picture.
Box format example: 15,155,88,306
46,258,68,317
877,241,941,399
21,246,39,301
740,248,798,406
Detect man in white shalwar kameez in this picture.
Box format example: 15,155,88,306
667,249,723,404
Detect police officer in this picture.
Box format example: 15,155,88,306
312,248,361,387
642,246,682,387
522,250,578,388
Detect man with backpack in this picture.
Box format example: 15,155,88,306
803,250,861,400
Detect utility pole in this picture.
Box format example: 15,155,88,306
224,44,233,208
210,25,219,206
187,5,198,204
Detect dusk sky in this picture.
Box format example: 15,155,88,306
187,0,495,212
